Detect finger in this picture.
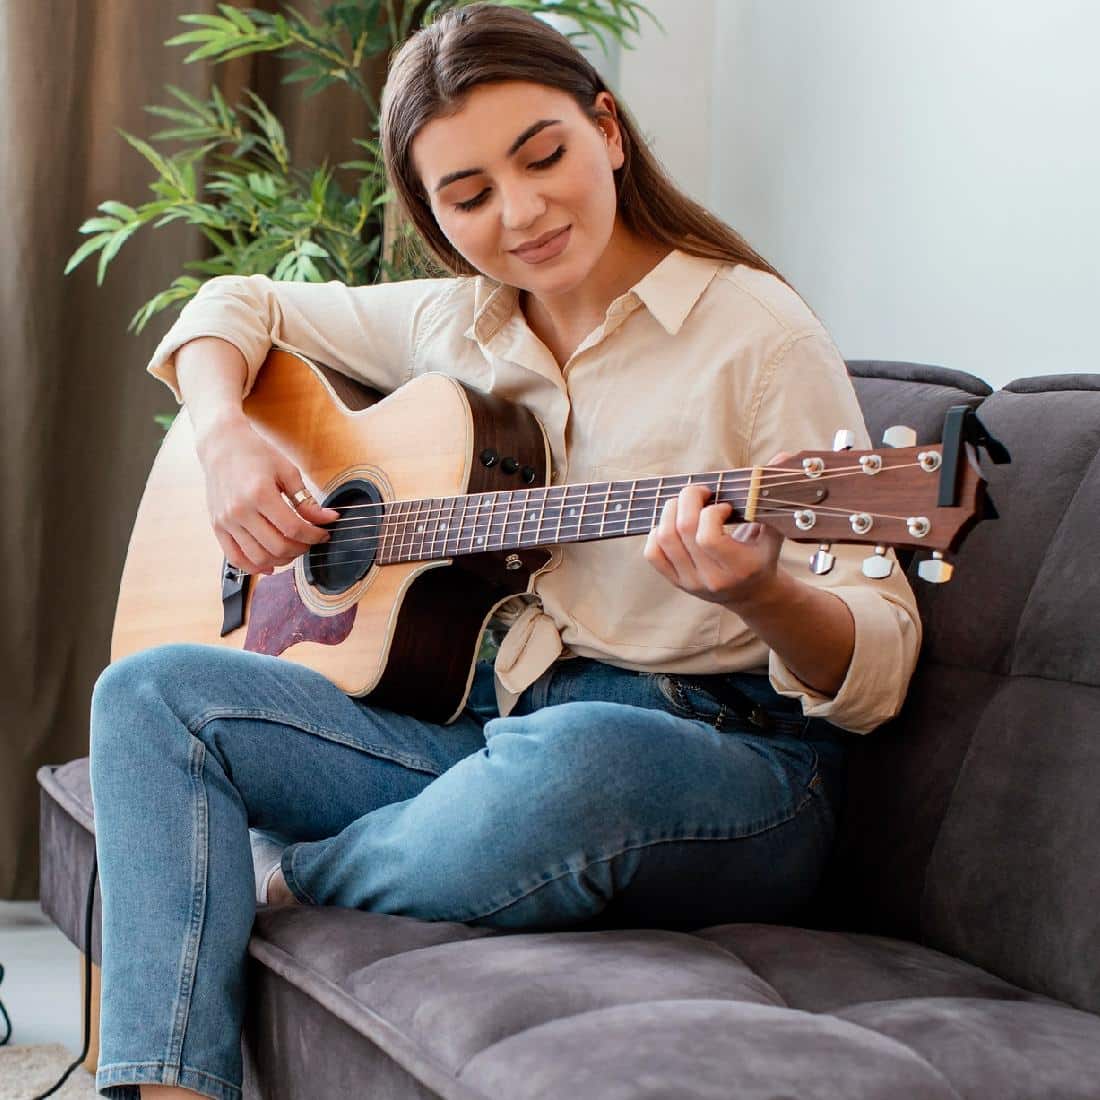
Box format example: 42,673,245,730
248,500,316,560
696,503,746,565
673,485,723,571
265,489,332,548
225,521,277,574
642,525,676,582
654,496,696,583
214,529,252,574
275,470,340,537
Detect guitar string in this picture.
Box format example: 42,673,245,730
297,498,919,571
297,462,924,534
298,460,918,520
307,496,916,560
303,462,923,547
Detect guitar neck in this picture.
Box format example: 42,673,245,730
375,469,756,565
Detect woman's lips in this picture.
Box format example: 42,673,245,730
511,225,571,264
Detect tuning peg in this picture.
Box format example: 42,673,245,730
917,550,955,584
862,544,895,579
883,425,917,448
833,430,856,451
809,543,835,575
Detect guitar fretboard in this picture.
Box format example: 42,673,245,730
374,470,752,564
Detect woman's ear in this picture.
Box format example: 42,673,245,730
593,91,625,170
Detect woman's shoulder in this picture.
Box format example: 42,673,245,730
707,261,825,339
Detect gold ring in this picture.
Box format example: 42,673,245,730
292,488,312,505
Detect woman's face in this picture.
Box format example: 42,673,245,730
410,80,625,294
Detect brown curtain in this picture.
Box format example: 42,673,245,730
0,0,378,898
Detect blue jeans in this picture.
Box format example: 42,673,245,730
88,643,852,1100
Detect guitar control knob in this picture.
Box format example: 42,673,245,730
833,430,856,451
501,457,519,474
862,544,895,579
520,465,537,484
479,448,499,468
918,550,955,584
810,544,835,575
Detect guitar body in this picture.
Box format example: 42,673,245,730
112,350,553,723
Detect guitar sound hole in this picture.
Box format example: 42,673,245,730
304,479,383,595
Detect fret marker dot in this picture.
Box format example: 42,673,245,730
614,503,623,512
477,536,485,545
416,523,425,533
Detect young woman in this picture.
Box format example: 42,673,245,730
89,5,921,1098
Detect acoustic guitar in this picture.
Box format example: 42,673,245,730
111,349,1007,723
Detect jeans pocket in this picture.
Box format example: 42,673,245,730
653,673,724,724
654,672,796,735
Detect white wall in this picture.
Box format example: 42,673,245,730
618,0,1099,390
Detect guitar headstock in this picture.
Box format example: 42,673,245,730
753,425,995,584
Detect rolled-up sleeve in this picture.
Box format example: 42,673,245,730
746,327,924,734
145,273,457,404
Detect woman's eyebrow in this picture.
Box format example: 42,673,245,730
433,119,563,192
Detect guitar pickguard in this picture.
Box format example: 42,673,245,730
243,569,357,656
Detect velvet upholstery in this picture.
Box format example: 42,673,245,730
38,361,1100,1098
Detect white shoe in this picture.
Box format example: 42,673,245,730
249,829,288,905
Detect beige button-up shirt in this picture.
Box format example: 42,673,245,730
147,249,922,733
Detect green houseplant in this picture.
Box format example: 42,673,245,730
64,0,656,364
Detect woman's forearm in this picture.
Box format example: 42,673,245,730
727,572,856,697
175,336,252,458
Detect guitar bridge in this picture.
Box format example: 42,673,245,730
220,559,251,636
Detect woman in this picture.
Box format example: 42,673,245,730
90,5,922,1098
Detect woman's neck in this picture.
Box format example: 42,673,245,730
520,224,672,364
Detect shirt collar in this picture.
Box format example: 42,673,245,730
464,247,724,347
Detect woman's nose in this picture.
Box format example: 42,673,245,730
499,182,547,231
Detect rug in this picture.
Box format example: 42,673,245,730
0,1043,97,1099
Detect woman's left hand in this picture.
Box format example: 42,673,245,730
643,452,790,608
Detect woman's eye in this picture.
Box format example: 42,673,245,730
531,145,566,170
452,146,566,213
454,190,489,212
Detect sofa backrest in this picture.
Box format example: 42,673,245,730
816,363,1100,1015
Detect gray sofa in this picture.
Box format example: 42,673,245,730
38,359,1100,1098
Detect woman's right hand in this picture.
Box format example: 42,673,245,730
195,414,340,576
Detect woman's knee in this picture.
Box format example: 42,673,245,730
90,643,221,755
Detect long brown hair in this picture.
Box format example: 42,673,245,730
380,2,791,288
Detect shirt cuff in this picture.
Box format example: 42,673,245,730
767,585,921,735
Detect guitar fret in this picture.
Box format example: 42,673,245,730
498,492,512,551
415,468,760,561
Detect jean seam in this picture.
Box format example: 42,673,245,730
187,706,442,777
283,842,320,906
459,785,817,924
163,737,209,1071
96,1060,242,1098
